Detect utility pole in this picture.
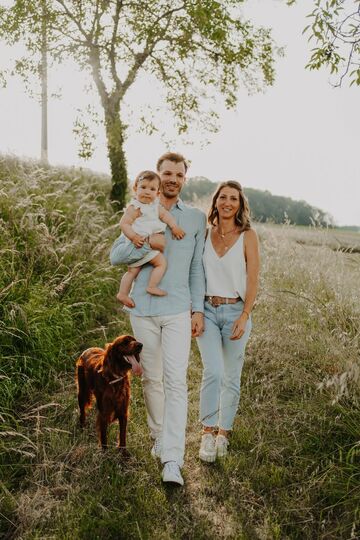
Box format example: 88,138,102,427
40,0,48,164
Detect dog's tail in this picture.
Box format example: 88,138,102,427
76,358,92,427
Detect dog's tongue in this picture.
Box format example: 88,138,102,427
125,355,143,376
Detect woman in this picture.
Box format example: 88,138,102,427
197,181,260,462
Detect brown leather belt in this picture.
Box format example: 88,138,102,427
205,295,241,308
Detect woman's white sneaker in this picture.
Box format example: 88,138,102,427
215,434,229,458
199,433,216,462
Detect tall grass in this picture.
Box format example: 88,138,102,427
237,223,360,538
0,157,123,496
1,159,359,539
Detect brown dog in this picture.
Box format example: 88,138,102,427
76,335,143,451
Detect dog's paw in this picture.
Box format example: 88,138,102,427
118,447,131,460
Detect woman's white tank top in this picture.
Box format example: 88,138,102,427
203,231,247,299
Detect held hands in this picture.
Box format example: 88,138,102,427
132,234,146,248
171,225,186,240
230,313,248,340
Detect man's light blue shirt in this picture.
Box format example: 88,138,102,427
110,199,206,317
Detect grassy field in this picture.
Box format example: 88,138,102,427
0,157,359,539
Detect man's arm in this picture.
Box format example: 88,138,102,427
189,212,207,336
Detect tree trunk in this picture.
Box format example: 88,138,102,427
104,105,128,212
40,0,48,164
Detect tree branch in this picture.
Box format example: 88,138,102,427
334,42,356,87
150,4,186,27
119,36,161,98
89,0,101,41
88,44,109,109
54,0,89,41
119,50,148,98
108,0,124,91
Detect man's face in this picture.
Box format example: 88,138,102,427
158,159,186,199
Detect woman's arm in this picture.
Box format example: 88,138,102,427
243,228,260,317
119,205,145,248
231,228,260,340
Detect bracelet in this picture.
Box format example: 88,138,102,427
242,310,250,319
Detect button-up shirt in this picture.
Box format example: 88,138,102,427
110,199,206,317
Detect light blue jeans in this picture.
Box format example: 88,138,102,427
196,300,252,431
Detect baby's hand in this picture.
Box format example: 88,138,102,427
171,225,186,240
132,234,146,248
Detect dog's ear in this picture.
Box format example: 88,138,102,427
100,357,112,381
100,344,116,381
101,338,132,378
107,339,127,362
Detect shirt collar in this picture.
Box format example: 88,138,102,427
176,198,185,210
161,198,185,211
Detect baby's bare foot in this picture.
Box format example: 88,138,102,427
146,287,167,297
116,292,135,308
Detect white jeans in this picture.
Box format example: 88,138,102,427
129,311,191,467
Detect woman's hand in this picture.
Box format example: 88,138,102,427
230,313,248,340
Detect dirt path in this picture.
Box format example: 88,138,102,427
6,344,258,539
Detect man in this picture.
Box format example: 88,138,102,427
111,152,206,485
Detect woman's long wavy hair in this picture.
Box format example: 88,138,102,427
208,181,251,232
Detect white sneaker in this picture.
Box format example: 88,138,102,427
199,433,216,463
151,437,162,459
215,434,229,458
161,461,184,486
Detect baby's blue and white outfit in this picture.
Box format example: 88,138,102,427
110,198,167,268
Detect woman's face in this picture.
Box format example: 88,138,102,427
215,186,240,221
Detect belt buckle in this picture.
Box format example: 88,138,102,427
210,296,221,308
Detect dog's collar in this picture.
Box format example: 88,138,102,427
104,356,135,384
109,375,126,385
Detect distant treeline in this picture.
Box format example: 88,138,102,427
182,177,334,226
336,225,360,232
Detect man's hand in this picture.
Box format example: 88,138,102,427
149,233,166,252
191,312,204,337
132,234,146,248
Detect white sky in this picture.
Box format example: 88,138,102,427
1,0,359,226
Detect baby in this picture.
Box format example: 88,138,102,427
111,170,185,308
